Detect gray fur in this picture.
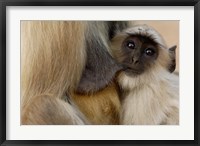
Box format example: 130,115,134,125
77,21,131,93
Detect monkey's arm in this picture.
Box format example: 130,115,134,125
76,32,121,93
77,61,121,93
76,21,128,93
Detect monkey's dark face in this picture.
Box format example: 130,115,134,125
120,35,159,76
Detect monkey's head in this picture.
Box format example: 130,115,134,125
110,25,177,77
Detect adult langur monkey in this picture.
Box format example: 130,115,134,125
21,21,133,125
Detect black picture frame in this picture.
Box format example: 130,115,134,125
0,0,199,145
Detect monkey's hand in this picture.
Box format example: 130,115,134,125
77,64,122,94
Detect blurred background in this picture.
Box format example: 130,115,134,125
134,21,179,72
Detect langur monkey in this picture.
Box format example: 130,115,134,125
21,21,133,124
110,25,179,125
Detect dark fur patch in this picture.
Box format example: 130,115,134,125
108,21,129,40
168,45,177,73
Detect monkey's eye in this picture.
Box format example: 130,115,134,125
145,48,155,56
126,41,135,49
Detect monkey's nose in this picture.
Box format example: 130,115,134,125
132,58,139,64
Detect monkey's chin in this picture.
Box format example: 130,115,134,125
123,68,143,77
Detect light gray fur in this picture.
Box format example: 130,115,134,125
111,24,179,125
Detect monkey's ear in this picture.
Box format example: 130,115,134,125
168,45,177,73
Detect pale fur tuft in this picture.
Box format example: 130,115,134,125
118,66,179,125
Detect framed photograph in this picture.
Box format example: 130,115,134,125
0,0,199,145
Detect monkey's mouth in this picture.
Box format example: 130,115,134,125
123,67,143,75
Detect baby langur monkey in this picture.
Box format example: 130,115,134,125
110,25,179,125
